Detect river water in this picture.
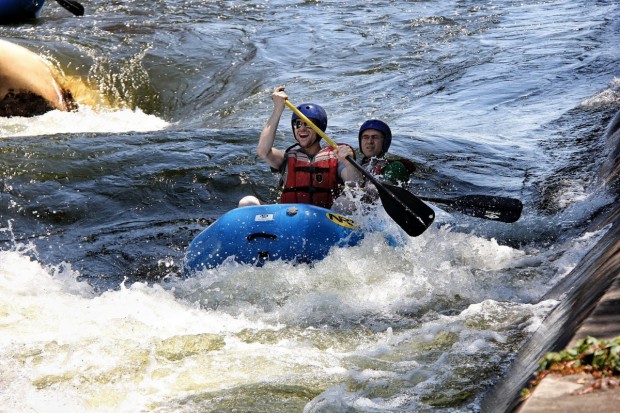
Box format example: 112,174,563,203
1,1,619,412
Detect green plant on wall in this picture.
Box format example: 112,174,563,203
520,336,620,400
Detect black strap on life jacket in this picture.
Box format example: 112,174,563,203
293,165,330,174
281,186,332,194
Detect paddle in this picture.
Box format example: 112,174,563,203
55,0,85,16
285,100,435,237
418,194,523,223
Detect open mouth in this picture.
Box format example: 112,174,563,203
297,131,312,140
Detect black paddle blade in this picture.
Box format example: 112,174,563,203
56,0,85,16
451,195,523,223
376,184,435,236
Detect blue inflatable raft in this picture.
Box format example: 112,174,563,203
184,204,366,273
0,0,45,21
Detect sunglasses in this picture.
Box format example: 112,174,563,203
293,119,318,129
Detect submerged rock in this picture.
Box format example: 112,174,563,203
0,38,77,117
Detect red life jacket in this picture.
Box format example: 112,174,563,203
279,144,349,209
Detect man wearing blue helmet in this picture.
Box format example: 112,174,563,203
239,86,361,208
358,119,416,185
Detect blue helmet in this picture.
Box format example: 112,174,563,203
291,102,328,133
358,119,392,155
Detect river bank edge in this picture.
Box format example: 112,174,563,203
517,273,620,412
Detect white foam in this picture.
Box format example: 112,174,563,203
0,220,552,413
581,77,620,107
0,106,169,138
